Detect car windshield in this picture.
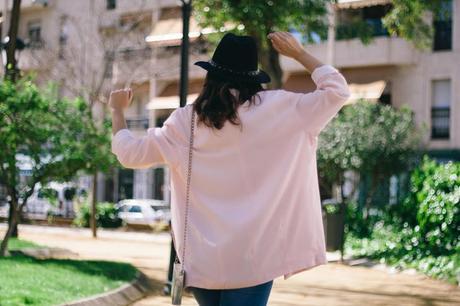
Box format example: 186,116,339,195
128,205,142,213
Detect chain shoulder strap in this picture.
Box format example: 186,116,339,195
180,108,195,272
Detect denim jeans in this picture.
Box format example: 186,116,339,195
189,280,274,306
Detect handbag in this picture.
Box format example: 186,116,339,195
171,108,196,305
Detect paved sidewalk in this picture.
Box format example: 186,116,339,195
2,224,459,306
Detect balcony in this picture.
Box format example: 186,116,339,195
281,36,417,72
126,117,149,130
153,45,208,81
0,0,54,12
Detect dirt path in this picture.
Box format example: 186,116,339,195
4,224,459,306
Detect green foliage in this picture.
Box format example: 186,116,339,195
383,0,451,49
317,100,423,189
391,156,460,256
345,157,460,284
194,0,328,46
193,0,329,87
73,202,122,228
0,77,115,203
345,201,381,238
37,187,59,206
336,19,375,43
345,223,460,285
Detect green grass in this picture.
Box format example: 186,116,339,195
0,239,139,306
1,238,45,251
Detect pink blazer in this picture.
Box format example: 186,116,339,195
112,65,351,289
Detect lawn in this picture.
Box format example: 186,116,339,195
3,237,45,250
0,239,139,306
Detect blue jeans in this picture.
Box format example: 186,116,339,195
189,280,274,306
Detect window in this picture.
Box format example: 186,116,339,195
431,79,451,139
118,169,133,200
107,0,116,10
27,20,43,48
433,0,452,51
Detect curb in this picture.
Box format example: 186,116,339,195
59,271,152,306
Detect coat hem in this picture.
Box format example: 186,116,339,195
184,254,328,290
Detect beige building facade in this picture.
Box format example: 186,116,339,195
1,0,458,205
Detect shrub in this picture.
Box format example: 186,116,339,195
345,156,460,284
391,155,460,257
73,202,122,228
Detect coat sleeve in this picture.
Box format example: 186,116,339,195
111,108,187,169
290,65,351,135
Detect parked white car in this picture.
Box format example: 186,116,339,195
116,199,171,226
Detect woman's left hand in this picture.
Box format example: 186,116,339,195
109,88,133,111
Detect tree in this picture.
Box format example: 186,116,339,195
0,77,115,256
193,0,449,88
15,1,154,237
317,100,425,216
194,0,328,88
383,0,451,49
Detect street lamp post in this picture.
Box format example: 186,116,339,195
164,0,192,296
3,0,22,81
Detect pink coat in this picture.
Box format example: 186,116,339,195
111,64,350,289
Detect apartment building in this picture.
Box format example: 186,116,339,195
0,0,180,204
1,0,458,206
282,0,459,161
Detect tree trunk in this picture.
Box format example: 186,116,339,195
259,43,283,89
7,202,18,238
251,32,283,89
0,199,19,257
91,172,98,238
336,173,346,263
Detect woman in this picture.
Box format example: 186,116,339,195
109,31,350,306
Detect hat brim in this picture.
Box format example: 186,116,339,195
194,61,271,84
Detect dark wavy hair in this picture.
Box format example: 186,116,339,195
192,72,264,131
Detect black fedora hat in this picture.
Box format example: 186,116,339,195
194,33,271,84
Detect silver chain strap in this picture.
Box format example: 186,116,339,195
180,108,195,273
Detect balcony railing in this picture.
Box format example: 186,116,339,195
116,47,152,61
431,107,450,139
126,117,149,130
336,18,389,41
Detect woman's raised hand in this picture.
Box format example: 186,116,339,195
109,88,133,111
268,31,323,73
267,31,306,60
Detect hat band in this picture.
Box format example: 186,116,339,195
209,60,260,76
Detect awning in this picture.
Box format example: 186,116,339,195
146,94,199,110
346,81,386,104
337,0,391,9
145,18,236,46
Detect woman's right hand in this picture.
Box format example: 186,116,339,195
109,88,133,112
267,31,306,60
